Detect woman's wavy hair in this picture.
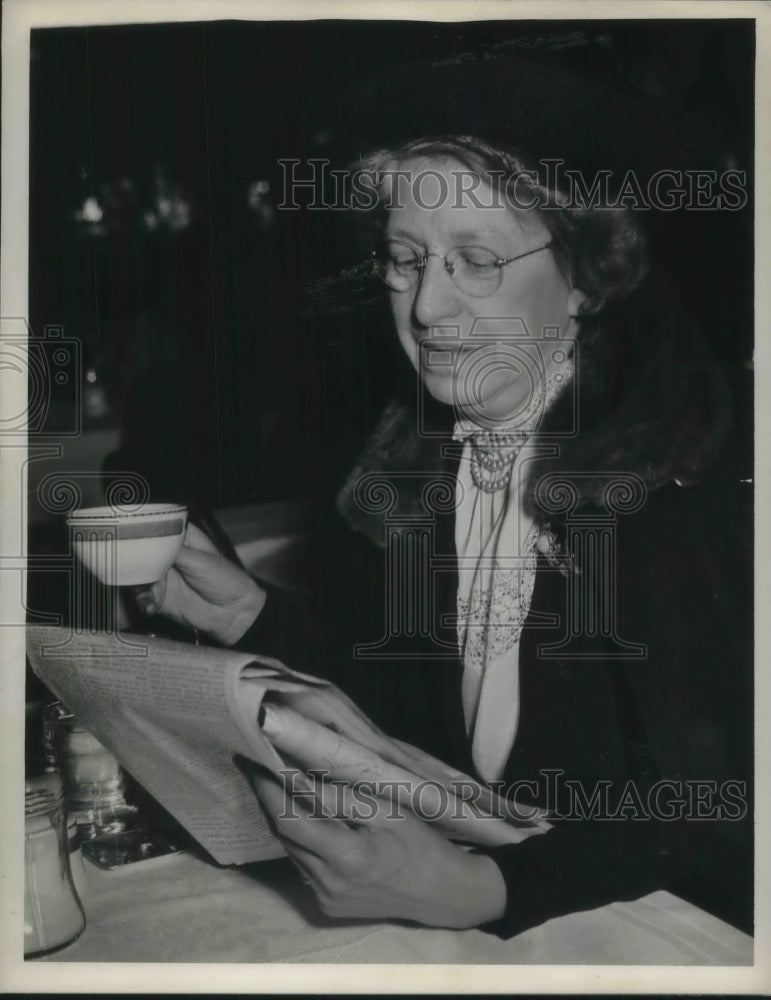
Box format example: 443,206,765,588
354,134,648,317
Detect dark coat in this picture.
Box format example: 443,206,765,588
238,271,753,936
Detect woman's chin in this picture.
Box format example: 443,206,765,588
421,375,532,424
474,395,529,422
420,371,460,407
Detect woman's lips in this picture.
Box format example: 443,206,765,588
418,339,509,368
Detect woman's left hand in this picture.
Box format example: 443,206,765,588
250,769,508,929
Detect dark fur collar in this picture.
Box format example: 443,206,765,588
337,271,732,547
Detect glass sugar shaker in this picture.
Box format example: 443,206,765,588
24,770,86,957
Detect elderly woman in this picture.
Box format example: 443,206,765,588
138,135,751,936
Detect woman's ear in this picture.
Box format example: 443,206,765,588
567,288,588,317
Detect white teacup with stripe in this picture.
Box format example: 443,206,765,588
67,504,188,586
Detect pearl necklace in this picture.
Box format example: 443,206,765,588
469,430,529,493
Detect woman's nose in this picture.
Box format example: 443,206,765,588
411,256,462,328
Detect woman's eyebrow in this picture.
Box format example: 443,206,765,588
452,229,509,245
385,228,510,245
386,228,421,243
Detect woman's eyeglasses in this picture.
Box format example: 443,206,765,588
374,240,553,298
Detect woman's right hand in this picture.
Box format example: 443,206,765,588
133,523,266,646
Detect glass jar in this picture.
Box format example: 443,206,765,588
24,772,86,957
44,703,138,840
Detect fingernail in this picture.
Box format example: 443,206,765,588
137,597,157,616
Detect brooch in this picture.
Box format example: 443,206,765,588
536,524,579,577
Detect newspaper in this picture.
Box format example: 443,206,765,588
26,626,550,865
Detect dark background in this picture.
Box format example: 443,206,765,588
29,18,754,511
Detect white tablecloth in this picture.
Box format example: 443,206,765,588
39,850,752,965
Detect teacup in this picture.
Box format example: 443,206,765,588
67,504,188,586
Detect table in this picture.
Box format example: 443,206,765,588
25,502,755,970
39,850,753,965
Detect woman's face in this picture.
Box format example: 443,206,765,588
385,157,583,426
